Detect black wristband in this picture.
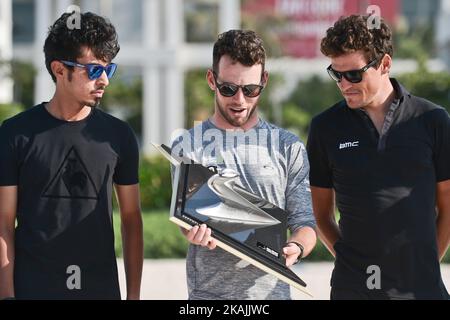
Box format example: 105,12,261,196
286,241,304,264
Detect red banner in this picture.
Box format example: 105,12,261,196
242,0,399,58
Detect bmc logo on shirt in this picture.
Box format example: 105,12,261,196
339,141,359,150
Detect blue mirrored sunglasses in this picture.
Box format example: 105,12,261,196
60,60,117,80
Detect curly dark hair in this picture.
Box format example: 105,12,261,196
320,15,393,65
44,12,120,82
212,30,266,74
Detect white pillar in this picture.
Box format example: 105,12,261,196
165,0,182,46
81,0,100,13
143,68,162,153
163,0,184,146
34,0,55,105
99,0,113,18
219,0,241,33
0,0,13,104
55,0,73,19
436,0,450,67
163,67,184,145
142,0,162,154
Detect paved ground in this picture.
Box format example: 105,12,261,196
118,259,450,300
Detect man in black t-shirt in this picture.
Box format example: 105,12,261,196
0,12,143,299
307,15,450,299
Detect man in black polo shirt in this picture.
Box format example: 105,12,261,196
307,14,450,299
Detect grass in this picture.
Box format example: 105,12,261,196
113,209,450,263
112,209,334,261
113,209,188,259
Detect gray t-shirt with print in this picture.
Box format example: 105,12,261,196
171,118,315,300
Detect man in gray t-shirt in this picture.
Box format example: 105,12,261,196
171,30,316,300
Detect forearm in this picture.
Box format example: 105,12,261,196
288,226,316,258
310,187,339,257
316,218,341,257
436,211,450,261
0,229,15,299
121,213,143,300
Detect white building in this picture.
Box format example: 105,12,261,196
11,0,240,153
5,0,450,154
437,0,450,66
0,0,13,103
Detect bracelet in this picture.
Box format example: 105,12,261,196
286,241,304,264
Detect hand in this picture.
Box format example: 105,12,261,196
184,224,217,250
283,242,302,267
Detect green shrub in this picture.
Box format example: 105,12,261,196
0,103,24,124
113,209,336,261
138,155,173,210
398,71,450,111
11,60,36,108
305,239,334,261
114,210,188,259
113,210,450,263
444,250,450,264
281,75,342,141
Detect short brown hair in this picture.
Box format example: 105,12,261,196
212,30,266,74
320,15,393,64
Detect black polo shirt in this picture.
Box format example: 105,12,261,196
0,103,139,299
307,79,450,299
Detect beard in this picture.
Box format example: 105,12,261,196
215,95,258,127
87,97,102,108
86,86,105,108
68,73,103,108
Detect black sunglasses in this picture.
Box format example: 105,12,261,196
60,60,117,80
212,71,264,98
327,59,379,83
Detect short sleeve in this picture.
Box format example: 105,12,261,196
113,124,139,185
306,118,333,188
432,108,450,182
0,123,18,186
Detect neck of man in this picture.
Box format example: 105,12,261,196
211,109,259,131
362,77,396,117
46,91,92,122
361,78,396,133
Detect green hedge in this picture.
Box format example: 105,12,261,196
138,156,172,210
113,210,188,259
113,210,450,263
397,71,450,112
0,103,24,124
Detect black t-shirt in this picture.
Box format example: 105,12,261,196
0,103,139,299
307,79,450,299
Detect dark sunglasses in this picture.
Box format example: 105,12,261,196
60,60,117,80
327,59,379,83
212,71,264,98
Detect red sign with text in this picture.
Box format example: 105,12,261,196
242,0,399,58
